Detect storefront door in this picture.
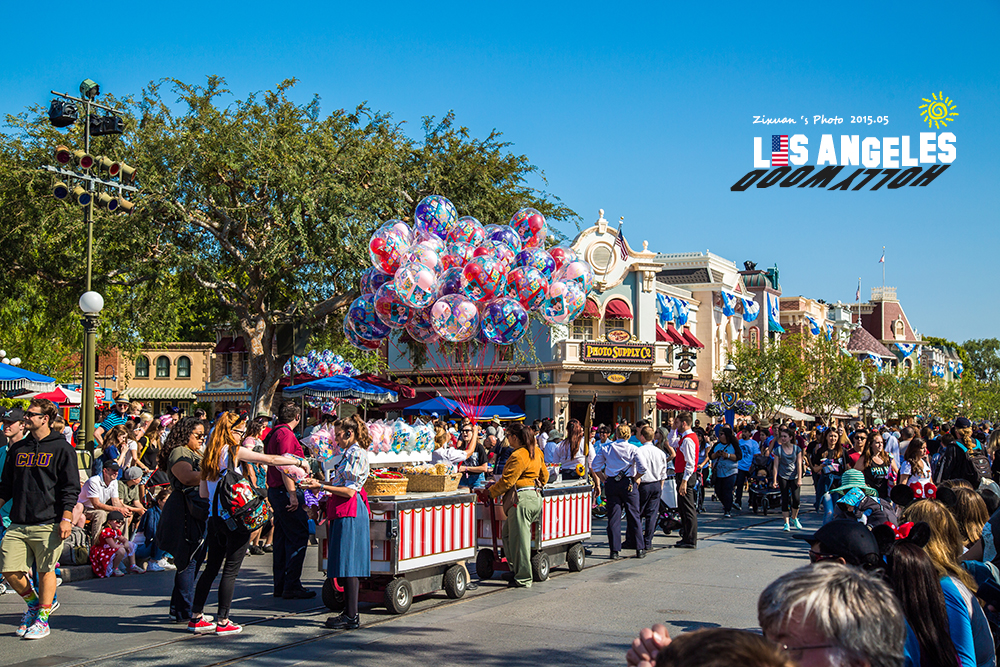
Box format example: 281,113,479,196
613,401,634,425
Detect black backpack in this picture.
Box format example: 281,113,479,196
211,462,269,533
936,443,990,487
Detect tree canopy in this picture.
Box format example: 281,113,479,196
0,77,577,410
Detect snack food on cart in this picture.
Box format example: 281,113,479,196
364,469,409,496
400,463,462,492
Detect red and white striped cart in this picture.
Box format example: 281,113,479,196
318,490,477,615
474,481,592,582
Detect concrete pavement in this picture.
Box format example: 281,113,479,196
1,489,821,667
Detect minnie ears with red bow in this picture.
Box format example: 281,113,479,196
872,521,932,554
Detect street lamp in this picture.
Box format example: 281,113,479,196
44,80,139,453
79,290,104,453
0,350,22,366
724,361,737,373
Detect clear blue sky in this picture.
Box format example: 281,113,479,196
3,1,997,342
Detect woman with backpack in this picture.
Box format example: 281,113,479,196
187,412,308,635
854,431,898,500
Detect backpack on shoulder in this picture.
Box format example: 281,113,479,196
212,465,270,533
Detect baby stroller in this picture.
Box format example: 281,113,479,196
657,474,683,535
747,454,780,515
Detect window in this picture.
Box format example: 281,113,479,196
749,327,760,348
894,320,905,338
177,356,191,378
156,356,171,378
135,356,149,378
571,318,597,341
241,353,249,378
604,318,629,336
224,353,233,377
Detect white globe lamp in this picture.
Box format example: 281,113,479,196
79,291,105,315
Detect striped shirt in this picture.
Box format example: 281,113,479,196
98,413,127,431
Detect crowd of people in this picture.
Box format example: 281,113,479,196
5,390,1000,666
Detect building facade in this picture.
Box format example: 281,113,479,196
122,343,214,414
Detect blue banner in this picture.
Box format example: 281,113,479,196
741,298,759,322
895,343,917,358
766,293,785,333
804,313,821,335
656,293,674,326
721,291,736,317
674,299,689,327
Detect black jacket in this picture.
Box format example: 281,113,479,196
0,430,81,525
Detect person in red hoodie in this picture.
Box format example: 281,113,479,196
672,412,698,549
0,399,80,640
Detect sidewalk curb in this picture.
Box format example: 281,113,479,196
60,564,95,583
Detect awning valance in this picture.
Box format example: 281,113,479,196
777,405,815,422
681,327,705,349
656,324,670,343
228,337,247,353
656,392,707,412
125,386,198,400
664,324,687,346
213,337,232,354
605,299,633,320
582,300,601,318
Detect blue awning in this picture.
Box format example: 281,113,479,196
282,375,398,404
0,364,57,393
402,396,525,420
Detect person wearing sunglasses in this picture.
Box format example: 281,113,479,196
0,399,81,640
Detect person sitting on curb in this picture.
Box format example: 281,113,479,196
72,460,130,543
90,510,143,577
117,467,147,537
134,487,175,571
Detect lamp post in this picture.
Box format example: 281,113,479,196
79,291,104,453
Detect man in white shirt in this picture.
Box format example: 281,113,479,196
75,460,129,543
673,412,699,549
882,427,901,466
544,428,561,464
896,426,915,462
631,425,669,550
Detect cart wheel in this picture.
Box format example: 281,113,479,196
762,499,768,516
443,565,467,599
567,544,585,572
322,579,345,611
476,549,495,580
384,578,413,615
530,551,550,582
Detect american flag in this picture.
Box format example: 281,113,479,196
771,135,788,166
615,228,628,259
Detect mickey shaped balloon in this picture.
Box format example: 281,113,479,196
516,247,556,280
461,255,505,301
505,266,548,310
487,225,523,254
394,262,439,308
347,294,391,340
374,282,415,329
556,260,595,294
548,247,577,272
430,294,480,342
481,297,529,345
447,216,486,246
361,267,394,295
343,316,383,351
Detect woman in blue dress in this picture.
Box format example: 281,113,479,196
301,414,371,630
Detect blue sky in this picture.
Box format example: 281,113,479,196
3,1,997,342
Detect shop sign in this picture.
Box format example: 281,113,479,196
394,372,526,387
581,341,654,364
601,371,632,384
659,376,700,390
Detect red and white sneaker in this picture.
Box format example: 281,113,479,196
215,620,243,636
188,617,217,634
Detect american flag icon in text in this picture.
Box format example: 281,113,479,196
771,135,788,166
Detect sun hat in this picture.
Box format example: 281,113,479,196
828,469,878,497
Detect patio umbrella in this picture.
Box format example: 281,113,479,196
0,364,56,393
281,375,398,403
18,386,83,405
354,373,416,399
401,396,466,416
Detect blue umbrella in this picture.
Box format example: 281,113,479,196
282,375,398,403
470,404,526,420
401,396,465,416
0,364,57,393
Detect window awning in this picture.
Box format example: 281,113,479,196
605,299,633,320
656,392,707,412
681,327,705,349
213,337,232,354
656,324,670,342
664,324,687,346
229,337,247,353
582,299,601,318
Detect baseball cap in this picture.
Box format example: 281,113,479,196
486,426,497,436
548,429,565,441
795,520,880,567
2,407,25,423
955,417,972,429
124,466,143,480
107,510,125,523
102,460,120,472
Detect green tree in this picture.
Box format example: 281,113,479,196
1,77,577,413
714,335,808,422
961,338,1000,383
799,334,863,422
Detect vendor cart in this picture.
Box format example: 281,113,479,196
318,490,477,615
474,480,591,582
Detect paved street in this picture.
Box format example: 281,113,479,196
1,492,819,667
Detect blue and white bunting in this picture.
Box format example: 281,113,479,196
895,343,916,358
721,291,736,317
948,360,955,374
956,361,964,377
804,314,821,335
766,293,785,333
824,323,834,340
656,293,674,326
867,354,884,371
674,299,690,327
741,298,760,322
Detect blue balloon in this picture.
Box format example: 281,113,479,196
481,297,529,345
347,294,391,341
487,226,523,253
516,247,556,280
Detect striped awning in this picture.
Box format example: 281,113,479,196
124,386,197,400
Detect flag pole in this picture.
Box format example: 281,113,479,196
601,216,624,280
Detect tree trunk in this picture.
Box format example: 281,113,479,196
242,317,289,417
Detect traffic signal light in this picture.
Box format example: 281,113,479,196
71,186,92,206
117,197,135,214
53,182,70,200
119,162,137,184
96,192,119,212
73,150,94,170
55,145,72,165
89,115,124,137
48,100,78,128
95,156,120,178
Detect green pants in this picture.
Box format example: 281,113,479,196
501,489,542,587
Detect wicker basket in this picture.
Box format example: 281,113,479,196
404,472,462,493
364,476,409,496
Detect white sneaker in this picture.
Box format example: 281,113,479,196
146,561,166,572
156,558,177,571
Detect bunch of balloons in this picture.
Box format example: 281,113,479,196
283,349,360,378
346,195,596,350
